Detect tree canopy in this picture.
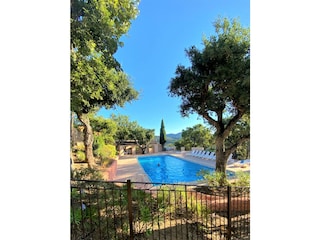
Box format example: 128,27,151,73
70,0,140,167
111,114,155,154
132,127,155,154
176,124,214,150
90,115,118,144
168,17,250,174
71,0,140,114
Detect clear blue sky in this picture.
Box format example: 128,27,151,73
97,0,250,134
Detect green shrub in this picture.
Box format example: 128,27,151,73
156,185,210,218
93,134,117,162
198,170,229,187
93,135,104,150
95,144,116,161
76,151,86,161
233,171,250,187
73,142,85,151
71,167,103,181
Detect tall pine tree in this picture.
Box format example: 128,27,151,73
159,119,166,150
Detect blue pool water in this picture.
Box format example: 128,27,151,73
137,155,235,184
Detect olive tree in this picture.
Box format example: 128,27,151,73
168,17,250,174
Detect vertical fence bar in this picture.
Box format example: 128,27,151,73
119,188,124,240
174,189,178,240
158,188,161,240
195,190,199,240
103,187,109,239
127,180,134,240
111,187,117,240
95,186,102,239
184,184,189,240
86,185,94,236
180,189,183,236
79,187,85,237
227,186,232,240
169,188,172,239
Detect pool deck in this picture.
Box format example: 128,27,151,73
113,151,250,183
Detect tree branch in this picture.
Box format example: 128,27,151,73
222,110,244,139
225,135,250,156
202,112,219,130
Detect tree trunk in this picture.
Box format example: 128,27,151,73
215,135,230,186
215,135,228,173
70,112,75,172
76,112,96,168
70,112,74,147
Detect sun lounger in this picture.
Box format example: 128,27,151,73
207,152,216,160
191,150,200,157
200,151,210,159
196,150,205,158
186,150,196,156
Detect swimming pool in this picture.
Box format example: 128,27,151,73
137,155,235,184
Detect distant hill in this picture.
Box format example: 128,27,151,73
155,132,182,146
167,132,182,139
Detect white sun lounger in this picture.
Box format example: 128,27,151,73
195,150,205,158
191,150,200,157
200,151,209,159
202,151,212,160
208,152,216,160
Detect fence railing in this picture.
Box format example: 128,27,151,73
71,179,250,240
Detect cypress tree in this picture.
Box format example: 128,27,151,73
159,119,166,150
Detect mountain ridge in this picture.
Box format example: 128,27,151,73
155,132,182,145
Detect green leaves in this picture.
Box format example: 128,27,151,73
169,16,249,122
71,0,140,165
180,124,214,150
169,17,250,173
111,114,155,150
71,0,140,114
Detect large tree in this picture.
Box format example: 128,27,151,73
71,0,140,167
159,119,166,150
111,114,155,154
132,127,155,154
168,17,250,174
111,114,137,149
179,124,214,150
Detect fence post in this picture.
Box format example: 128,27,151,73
227,186,232,240
185,184,189,239
127,180,134,240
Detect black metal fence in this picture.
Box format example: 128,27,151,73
71,180,250,240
